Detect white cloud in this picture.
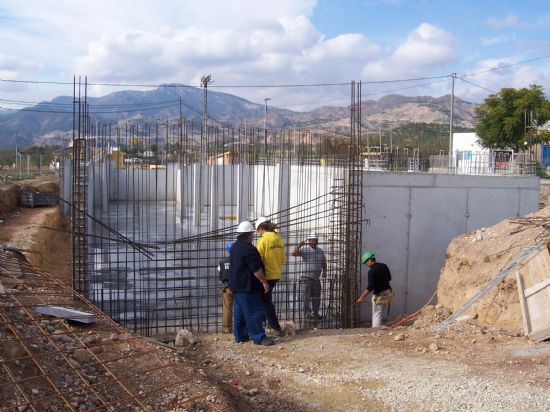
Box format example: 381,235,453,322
72,10,380,108
486,13,519,29
455,58,550,102
362,23,455,80
0,54,42,73
1,0,548,110
480,34,517,46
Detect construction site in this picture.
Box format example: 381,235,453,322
0,81,549,411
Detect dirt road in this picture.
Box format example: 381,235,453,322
188,321,550,411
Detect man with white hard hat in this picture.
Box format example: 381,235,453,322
292,232,327,320
228,221,274,346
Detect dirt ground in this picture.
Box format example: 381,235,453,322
1,177,549,411
437,205,550,331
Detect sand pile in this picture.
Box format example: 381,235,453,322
437,206,550,332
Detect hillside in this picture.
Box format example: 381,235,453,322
0,87,477,148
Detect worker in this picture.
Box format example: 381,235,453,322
292,232,327,320
228,221,274,346
217,242,234,334
255,216,284,337
356,251,393,328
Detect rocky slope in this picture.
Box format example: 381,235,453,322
0,88,476,148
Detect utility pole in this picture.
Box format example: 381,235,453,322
448,73,456,169
264,98,271,155
201,74,212,162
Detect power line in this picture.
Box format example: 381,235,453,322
461,54,550,78
456,77,496,94
0,53,548,92
0,97,183,109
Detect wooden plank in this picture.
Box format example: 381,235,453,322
517,246,550,341
524,278,550,298
529,326,550,343
434,242,543,334
516,272,531,335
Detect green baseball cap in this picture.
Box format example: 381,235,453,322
361,250,375,264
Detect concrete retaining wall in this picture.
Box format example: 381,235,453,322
360,171,540,323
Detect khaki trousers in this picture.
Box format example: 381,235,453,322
222,285,233,333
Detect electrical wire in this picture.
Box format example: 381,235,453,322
1,53,548,91
456,77,496,94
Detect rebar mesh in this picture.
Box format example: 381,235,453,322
0,249,230,411
61,81,364,336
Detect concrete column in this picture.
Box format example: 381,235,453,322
86,164,94,232
237,164,250,222
176,164,187,221
62,159,72,217
209,164,219,231
101,161,108,212
193,164,201,227
277,163,290,228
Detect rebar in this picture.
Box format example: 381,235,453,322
62,80,366,336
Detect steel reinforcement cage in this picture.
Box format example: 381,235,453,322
63,82,364,336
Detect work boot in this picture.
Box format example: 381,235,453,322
255,338,274,346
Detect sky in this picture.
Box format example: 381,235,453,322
0,0,549,112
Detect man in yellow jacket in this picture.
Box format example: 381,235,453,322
255,216,285,336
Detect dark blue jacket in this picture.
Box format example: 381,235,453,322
228,239,264,293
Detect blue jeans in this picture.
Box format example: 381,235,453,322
233,292,267,344
261,280,281,331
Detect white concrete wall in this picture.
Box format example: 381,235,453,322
360,171,540,323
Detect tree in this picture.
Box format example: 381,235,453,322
475,85,550,152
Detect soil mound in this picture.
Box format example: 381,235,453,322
437,206,550,332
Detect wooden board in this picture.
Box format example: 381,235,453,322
515,245,550,342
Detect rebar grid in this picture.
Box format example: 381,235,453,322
62,79,365,337
0,250,229,411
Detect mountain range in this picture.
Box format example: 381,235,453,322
0,85,477,149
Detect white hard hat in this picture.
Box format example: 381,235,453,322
236,221,255,233
255,216,269,230
307,232,318,240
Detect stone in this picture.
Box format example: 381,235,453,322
3,342,26,360
279,320,296,336
248,388,259,396
298,367,305,373
175,329,196,347
72,349,93,364
429,342,440,352
456,313,477,322
394,334,405,341
83,335,97,345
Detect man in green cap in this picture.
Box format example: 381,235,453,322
356,251,393,328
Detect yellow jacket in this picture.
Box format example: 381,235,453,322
257,231,285,280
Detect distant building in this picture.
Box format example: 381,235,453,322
207,151,239,165
452,132,514,174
